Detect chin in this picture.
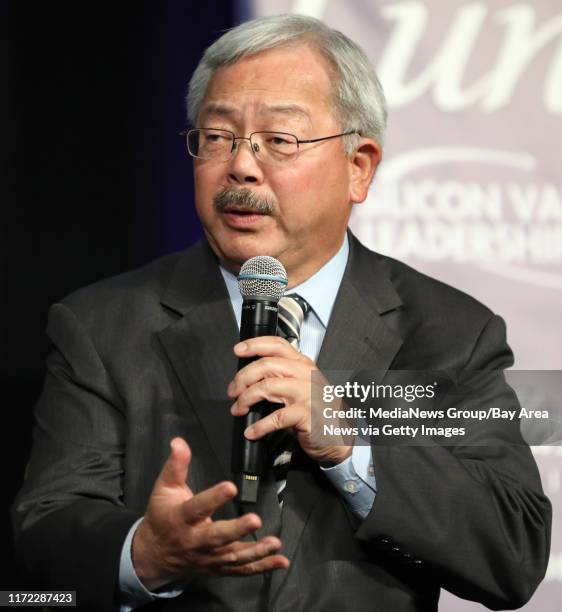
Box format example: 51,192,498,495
222,235,282,265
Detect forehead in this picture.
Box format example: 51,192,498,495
199,44,335,123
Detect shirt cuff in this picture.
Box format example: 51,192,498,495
319,445,377,519
119,517,185,611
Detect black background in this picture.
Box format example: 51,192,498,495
1,1,239,588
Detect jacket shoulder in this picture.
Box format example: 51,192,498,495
352,240,510,368
60,250,183,321
381,253,494,322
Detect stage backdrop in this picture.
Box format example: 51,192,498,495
249,1,562,610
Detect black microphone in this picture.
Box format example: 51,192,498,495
231,256,287,504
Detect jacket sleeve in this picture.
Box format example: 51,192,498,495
12,302,141,611
356,315,552,610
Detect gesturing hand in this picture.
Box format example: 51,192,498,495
132,438,289,591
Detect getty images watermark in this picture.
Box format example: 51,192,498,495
310,370,562,447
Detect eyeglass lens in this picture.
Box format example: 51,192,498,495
187,129,299,163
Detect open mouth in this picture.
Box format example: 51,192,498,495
220,205,268,228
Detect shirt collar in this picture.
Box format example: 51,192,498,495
220,235,349,330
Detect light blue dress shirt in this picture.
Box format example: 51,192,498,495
119,235,377,609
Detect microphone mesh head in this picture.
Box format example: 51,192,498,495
238,256,288,301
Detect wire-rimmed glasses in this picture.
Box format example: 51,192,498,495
180,128,359,165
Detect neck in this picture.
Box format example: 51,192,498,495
217,237,347,288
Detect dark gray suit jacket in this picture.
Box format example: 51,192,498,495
12,234,551,611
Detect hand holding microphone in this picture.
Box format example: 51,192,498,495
231,256,288,504
229,257,353,506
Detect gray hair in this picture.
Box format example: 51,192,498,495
186,14,387,153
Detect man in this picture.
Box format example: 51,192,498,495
13,14,551,612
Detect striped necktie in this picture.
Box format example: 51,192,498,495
278,294,309,349
272,294,309,505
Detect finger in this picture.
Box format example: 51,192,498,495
218,537,283,566
233,376,306,417
182,481,238,525
234,337,301,361
222,554,290,576
155,437,192,489
191,513,262,548
228,357,306,399
245,405,306,440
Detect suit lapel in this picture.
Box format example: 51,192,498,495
157,242,239,480
317,234,404,375
270,233,405,602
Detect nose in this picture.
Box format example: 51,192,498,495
227,138,264,185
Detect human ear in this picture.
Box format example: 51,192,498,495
348,138,382,204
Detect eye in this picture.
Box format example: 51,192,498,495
205,133,229,142
267,135,292,146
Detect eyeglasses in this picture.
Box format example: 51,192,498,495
180,128,359,165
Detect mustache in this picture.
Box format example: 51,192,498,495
213,187,276,214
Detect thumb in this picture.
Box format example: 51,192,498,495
156,437,192,489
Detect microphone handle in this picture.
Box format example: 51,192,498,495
232,298,279,504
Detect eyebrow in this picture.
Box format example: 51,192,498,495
200,102,237,117
200,102,312,123
262,104,311,121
